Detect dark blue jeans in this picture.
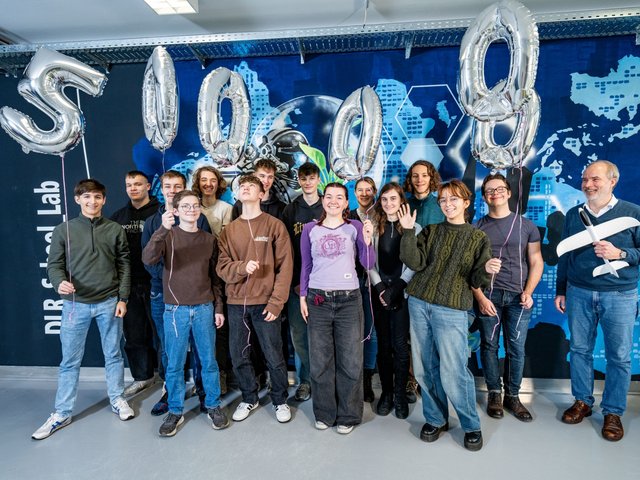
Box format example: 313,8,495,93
307,288,364,426
477,288,532,396
123,283,155,381
228,304,289,405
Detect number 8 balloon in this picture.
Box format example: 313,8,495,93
458,0,539,122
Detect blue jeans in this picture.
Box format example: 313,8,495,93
566,283,637,416
408,296,481,432
163,303,221,414
360,282,378,370
55,297,124,416
228,304,289,405
477,288,531,396
152,289,203,395
307,288,364,426
150,289,167,379
287,288,310,385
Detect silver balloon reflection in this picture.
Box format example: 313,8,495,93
329,85,382,181
471,86,540,169
197,67,251,165
0,48,107,155
142,46,179,152
458,0,539,122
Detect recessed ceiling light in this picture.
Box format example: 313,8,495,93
144,0,198,15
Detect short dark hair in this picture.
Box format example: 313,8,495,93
481,173,511,196
253,158,277,174
126,170,150,182
298,162,320,178
403,160,441,195
160,170,187,188
172,190,199,209
74,179,106,197
238,174,265,193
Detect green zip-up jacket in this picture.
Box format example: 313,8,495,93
47,214,131,303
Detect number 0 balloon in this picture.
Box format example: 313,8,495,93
197,67,251,165
142,46,179,152
329,85,382,181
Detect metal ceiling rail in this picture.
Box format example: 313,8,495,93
0,7,638,76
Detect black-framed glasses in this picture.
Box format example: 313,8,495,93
485,186,508,195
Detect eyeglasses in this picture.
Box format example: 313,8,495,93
438,196,461,206
484,186,508,195
178,204,201,211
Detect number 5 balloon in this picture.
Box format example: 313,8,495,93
0,47,107,155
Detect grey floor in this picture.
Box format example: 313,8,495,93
2,368,639,480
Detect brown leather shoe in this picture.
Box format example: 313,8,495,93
602,414,624,441
486,391,503,419
561,400,592,424
503,395,533,422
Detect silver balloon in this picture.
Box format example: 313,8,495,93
471,86,540,169
329,85,382,181
0,48,107,155
458,0,539,122
197,67,251,165
142,46,179,152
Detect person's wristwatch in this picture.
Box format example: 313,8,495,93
619,249,627,260
118,298,129,305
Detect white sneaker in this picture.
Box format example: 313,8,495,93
337,424,354,435
232,402,258,422
123,378,155,397
32,413,72,440
111,397,135,421
315,420,329,430
275,404,291,423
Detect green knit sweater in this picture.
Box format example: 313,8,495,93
399,222,491,311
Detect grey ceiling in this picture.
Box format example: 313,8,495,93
0,0,638,76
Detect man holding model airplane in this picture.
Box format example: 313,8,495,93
555,160,640,442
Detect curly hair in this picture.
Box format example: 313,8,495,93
191,165,227,200
403,160,441,196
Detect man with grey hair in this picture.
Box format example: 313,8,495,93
555,160,640,442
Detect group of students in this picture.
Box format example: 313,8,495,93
32,156,637,449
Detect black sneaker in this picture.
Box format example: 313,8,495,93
159,413,184,437
376,392,394,416
294,383,311,402
151,391,169,416
394,394,409,419
208,407,230,430
464,430,483,451
420,422,449,442
199,395,207,413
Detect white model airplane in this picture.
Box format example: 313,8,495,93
556,207,640,277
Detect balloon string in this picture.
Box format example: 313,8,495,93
167,230,179,337
241,217,261,357
60,154,76,320
362,202,375,343
75,90,91,178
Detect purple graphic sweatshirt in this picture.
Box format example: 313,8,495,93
300,219,375,296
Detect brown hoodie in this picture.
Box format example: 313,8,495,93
216,213,293,316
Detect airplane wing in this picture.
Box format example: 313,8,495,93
556,216,640,256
